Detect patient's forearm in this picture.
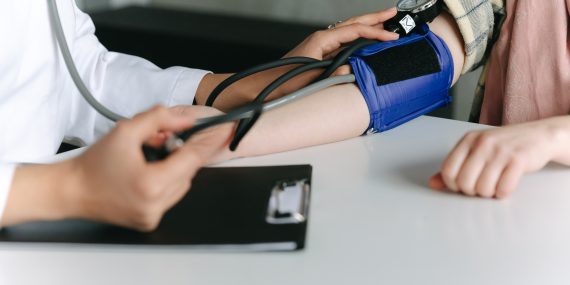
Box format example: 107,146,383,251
233,83,370,158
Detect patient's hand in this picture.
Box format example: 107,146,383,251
429,117,570,199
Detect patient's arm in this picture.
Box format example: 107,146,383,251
428,11,465,84
228,12,465,159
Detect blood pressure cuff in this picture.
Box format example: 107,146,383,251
349,24,453,133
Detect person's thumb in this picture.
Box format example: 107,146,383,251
428,173,447,191
126,106,195,142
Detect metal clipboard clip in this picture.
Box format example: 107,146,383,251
266,179,310,225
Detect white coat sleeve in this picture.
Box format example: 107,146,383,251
0,164,16,227
65,3,210,144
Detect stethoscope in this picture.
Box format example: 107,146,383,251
47,0,440,161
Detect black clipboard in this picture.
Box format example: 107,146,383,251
0,165,312,251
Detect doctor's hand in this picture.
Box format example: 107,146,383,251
168,105,237,164
194,8,399,110
3,106,235,230
428,117,570,199
285,7,399,75
271,8,399,96
68,106,233,231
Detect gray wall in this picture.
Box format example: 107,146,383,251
453,68,481,121
77,0,151,11
152,0,394,25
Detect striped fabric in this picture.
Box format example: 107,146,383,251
443,0,505,73
442,0,506,122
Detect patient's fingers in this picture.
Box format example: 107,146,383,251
428,173,447,191
440,132,479,192
496,161,524,199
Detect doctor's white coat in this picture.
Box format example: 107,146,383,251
0,0,209,221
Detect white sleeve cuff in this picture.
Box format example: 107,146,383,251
168,68,212,107
0,164,17,227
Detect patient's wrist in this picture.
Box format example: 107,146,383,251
546,116,570,165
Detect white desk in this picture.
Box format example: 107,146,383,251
2,116,570,285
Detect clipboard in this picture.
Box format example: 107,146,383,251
0,165,312,251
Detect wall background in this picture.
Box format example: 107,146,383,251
153,0,393,25
77,0,480,120
76,0,151,11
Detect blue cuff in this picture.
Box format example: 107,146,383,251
349,24,454,133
